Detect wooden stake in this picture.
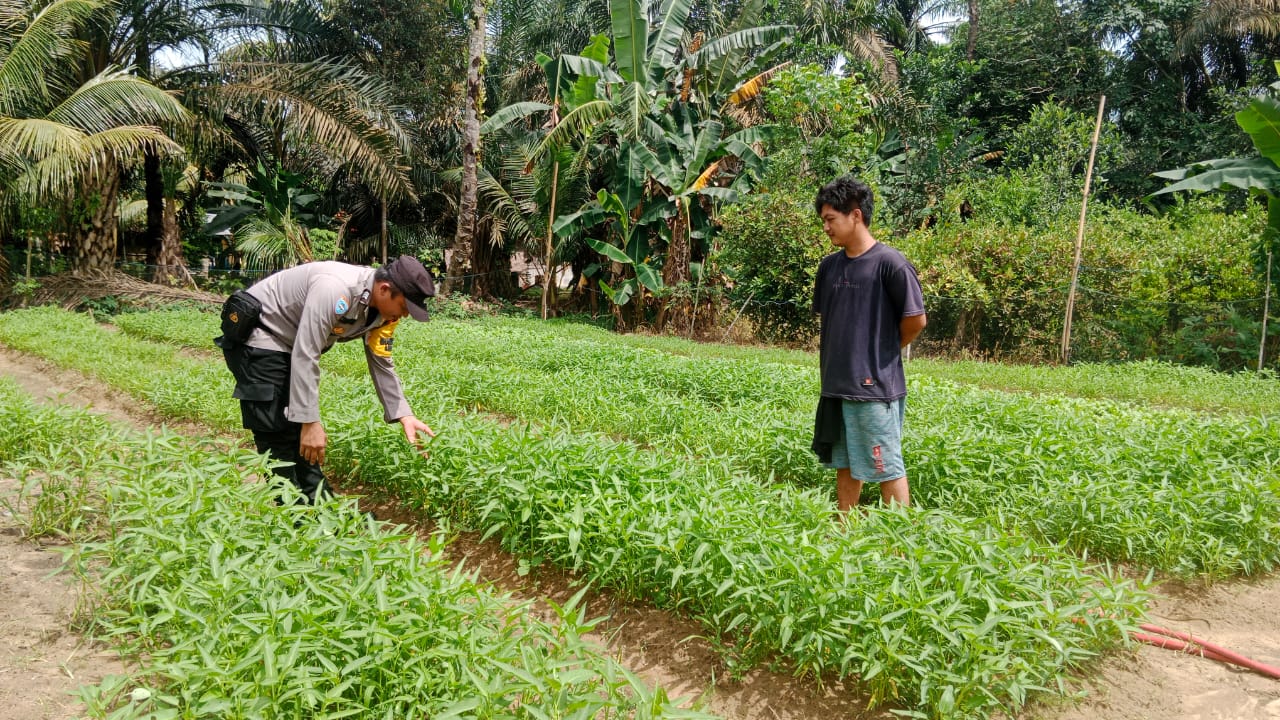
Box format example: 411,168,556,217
1061,95,1106,365
542,160,559,321
1260,250,1272,373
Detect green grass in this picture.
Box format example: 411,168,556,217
113,307,1280,415
910,358,1280,416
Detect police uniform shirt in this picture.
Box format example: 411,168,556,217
244,261,412,425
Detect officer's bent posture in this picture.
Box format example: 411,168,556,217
216,256,437,503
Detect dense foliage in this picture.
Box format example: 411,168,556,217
3,0,1277,369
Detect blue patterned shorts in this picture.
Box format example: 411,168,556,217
822,398,906,482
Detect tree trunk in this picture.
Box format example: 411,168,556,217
144,148,164,268
471,233,517,300
542,160,559,320
70,156,121,274
966,0,979,61
658,200,691,331
444,0,488,296
153,197,194,287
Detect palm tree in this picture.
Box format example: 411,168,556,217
0,0,189,275
185,53,418,273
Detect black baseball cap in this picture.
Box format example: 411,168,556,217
386,255,436,321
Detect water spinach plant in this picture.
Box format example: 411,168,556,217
0,379,710,720
0,308,1151,719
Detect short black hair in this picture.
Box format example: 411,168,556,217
814,175,874,227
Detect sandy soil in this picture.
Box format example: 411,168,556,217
0,345,1277,720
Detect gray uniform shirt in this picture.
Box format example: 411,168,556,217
244,261,413,425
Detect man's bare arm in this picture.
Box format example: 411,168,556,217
900,313,927,348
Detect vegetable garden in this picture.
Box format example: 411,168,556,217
2,306,1278,719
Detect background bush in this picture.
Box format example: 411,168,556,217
898,194,1267,366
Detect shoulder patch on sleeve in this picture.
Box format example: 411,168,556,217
367,320,399,358
335,296,350,315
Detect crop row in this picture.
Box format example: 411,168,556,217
114,309,819,411
0,378,704,720
106,309,1280,576
113,308,1280,416
0,307,1146,719
495,316,1280,416
332,317,1280,577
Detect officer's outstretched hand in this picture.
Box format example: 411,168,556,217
399,415,436,454
300,421,327,465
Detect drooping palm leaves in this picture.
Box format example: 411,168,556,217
0,0,188,272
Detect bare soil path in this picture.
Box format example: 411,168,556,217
0,345,1277,720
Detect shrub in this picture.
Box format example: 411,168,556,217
896,196,1266,365
715,189,829,343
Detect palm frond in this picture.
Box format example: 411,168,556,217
203,60,416,202
685,25,794,70
847,31,898,84
0,0,102,116
0,116,88,163
1180,0,1280,55
4,124,178,201
47,69,190,133
525,98,612,169
477,167,538,249
236,212,313,273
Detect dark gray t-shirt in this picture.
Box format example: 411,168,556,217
813,243,926,401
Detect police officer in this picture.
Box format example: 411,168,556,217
216,256,437,504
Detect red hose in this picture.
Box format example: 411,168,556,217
1133,623,1280,680
1131,631,1234,663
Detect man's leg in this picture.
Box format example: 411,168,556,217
252,427,327,504
879,476,910,507
227,345,327,505
836,467,863,513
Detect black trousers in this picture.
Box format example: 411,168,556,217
221,343,327,504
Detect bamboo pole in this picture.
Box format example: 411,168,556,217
1260,250,1272,373
1061,95,1106,365
542,160,559,321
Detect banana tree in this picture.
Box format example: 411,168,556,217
520,0,791,323
481,33,620,314
1153,62,1280,368
554,188,662,328
1153,61,1280,275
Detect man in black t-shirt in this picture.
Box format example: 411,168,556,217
811,176,927,512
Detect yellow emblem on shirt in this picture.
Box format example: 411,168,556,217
367,320,398,358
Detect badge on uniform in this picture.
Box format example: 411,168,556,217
335,297,349,315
